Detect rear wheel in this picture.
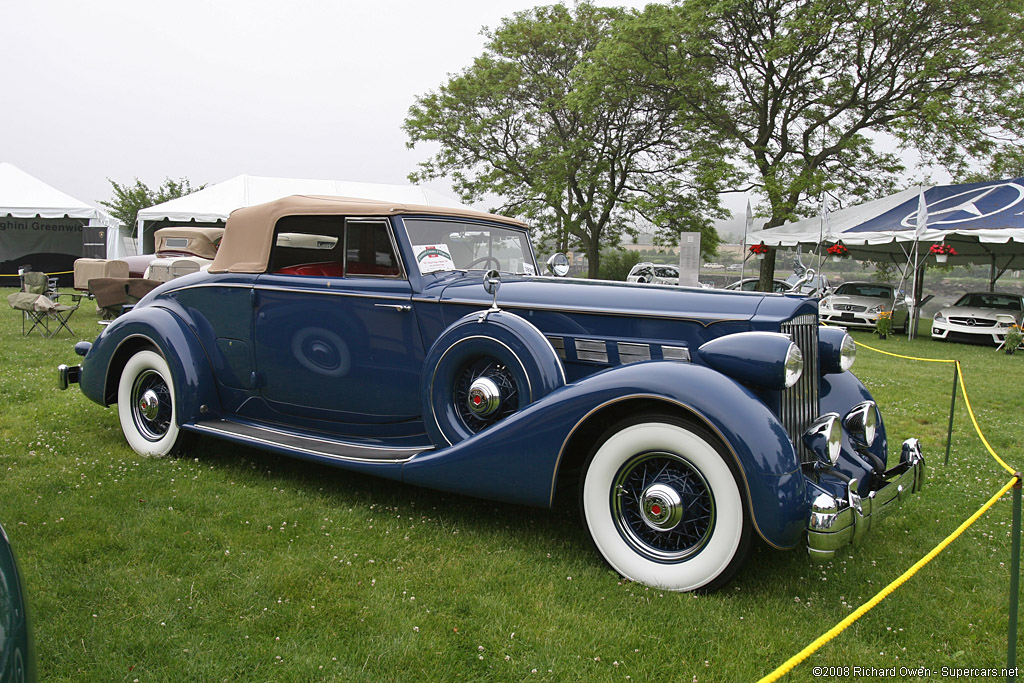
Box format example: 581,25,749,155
580,413,751,592
117,349,188,456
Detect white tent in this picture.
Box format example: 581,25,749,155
746,179,1024,279
136,174,467,255
0,162,120,283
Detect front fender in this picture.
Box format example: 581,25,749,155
401,361,806,549
79,305,220,425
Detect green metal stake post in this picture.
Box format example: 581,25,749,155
1008,474,1021,682
945,362,959,466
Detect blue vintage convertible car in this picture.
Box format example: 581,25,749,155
59,195,924,592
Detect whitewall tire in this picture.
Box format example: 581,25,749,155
117,349,183,456
581,414,751,592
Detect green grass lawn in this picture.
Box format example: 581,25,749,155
2,296,1022,681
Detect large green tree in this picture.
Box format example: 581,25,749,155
99,177,206,238
404,3,733,277
609,0,1024,289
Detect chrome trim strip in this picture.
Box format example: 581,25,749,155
575,339,609,363
660,345,691,362
239,421,424,453
617,342,651,364
189,422,424,464
409,298,749,327
254,286,412,302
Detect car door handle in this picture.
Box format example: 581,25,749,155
374,304,412,312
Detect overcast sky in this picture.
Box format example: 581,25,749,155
1,0,660,214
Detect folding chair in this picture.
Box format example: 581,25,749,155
20,270,58,298
6,290,82,338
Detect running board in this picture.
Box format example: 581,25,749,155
189,419,430,463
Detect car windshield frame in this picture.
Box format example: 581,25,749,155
836,283,894,298
953,293,1024,311
403,217,538,276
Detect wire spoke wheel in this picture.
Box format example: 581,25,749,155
612,452,715,562
581,413,751,592
130,369,173,441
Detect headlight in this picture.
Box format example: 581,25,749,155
784,342,803,388
839,333,856,372
933,311,945,322
868,304,883,314
818,327,856,374
843,401,878,447
803,413,842,466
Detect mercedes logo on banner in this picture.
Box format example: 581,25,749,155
900,182,1024,228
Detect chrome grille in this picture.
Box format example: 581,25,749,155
780,314,819,462
949,316,996,328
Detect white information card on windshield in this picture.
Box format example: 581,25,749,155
413,244,456,273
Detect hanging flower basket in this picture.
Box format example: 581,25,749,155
749,243,769,260
826,243,849,261
930,243,957,263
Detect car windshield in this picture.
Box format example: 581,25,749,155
836,283,893,298
404,218,537,275
954,293,1024,310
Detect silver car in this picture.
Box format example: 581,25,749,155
626,262,679,285
819,282,909,332
932,292,1024,345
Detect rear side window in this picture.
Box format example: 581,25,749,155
269,216,403,278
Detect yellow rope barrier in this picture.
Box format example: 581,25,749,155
854,339,956,363
758,476,1019,683
758,338,1020,681
0,270,74,277
954,360,1016,475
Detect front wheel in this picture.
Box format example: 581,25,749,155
580,413,751,592
117,349,186,456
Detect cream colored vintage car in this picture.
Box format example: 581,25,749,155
138,227,224,282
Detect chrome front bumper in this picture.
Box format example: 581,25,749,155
807,438,924,561
57,364,81,390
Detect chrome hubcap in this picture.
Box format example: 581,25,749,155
467,376,501,417
640,483,684,531
139,389,161,421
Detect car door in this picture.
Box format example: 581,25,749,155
252,216,425,424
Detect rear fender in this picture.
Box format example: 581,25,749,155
79,305,220,424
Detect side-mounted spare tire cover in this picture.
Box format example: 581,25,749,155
421,310,566,446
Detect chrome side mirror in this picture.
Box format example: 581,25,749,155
478,269,502,322
546,253,570,277
483,269,501,300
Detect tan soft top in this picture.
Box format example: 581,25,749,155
209,195,527,274
154,226,224,259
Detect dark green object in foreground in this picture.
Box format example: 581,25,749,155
0,521,34,683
